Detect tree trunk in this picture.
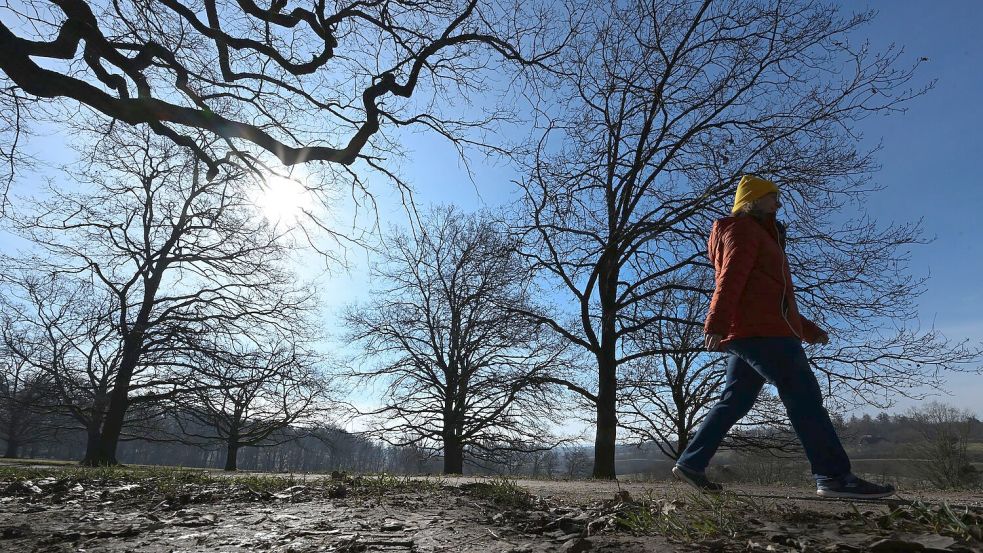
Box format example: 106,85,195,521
675,435,689,460
442,358,463,475
91,407,125,466
90,324,151,466
443,436,464,475
592,361,618,479
79,402,111,466
675,417,690,460
80,425,109,466
592,251,620,480
2,412,19,458
224,441,240,471
3,437,19,459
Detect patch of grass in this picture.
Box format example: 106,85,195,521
853,500,983,544
234,474,303,494
614,491,763,542
356,472,410,494
0,465,206,484
0,465,455,505
613,499,662,534
352,473,445,496
460,476,536,509
0,457,76,467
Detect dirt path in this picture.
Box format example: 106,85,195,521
1,491,570,552
1,465,981,552
437,475,983,512
0,474,671,552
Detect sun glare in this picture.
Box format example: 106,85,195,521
255,174,310,226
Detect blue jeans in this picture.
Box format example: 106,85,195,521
676,337,850,483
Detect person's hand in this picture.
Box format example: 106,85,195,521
704,333,723,351
808,330,830,345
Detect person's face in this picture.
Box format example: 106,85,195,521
754,192,781,215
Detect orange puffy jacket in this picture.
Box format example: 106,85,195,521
703,214,823,345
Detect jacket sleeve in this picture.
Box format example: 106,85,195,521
799,315,825,343
704,220,761,335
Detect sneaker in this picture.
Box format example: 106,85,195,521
816,474,895,499
672,465,723,493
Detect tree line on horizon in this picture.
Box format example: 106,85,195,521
1,0,981,478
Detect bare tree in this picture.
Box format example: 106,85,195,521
0,275,127,462
1,126,310,465
617,279,725,460
174,334,332,471
345,205,568,474
513,0,977,478
0,0,569,186
535,449,559,479
562,448,591,479
907,402,980,490
0,322,54,458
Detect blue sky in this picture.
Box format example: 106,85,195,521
840,1,983,412
856,2,982,328
2,1,980,419
366,1,983,414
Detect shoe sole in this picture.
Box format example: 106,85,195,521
671,466,722,494
816,489,895,499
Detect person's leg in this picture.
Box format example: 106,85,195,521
727,337,850,481
676,351,766,473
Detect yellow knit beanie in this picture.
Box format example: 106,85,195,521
731,175,779,214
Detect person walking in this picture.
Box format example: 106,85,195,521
671,175,895,499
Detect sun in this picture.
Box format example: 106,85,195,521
254,174,311,225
